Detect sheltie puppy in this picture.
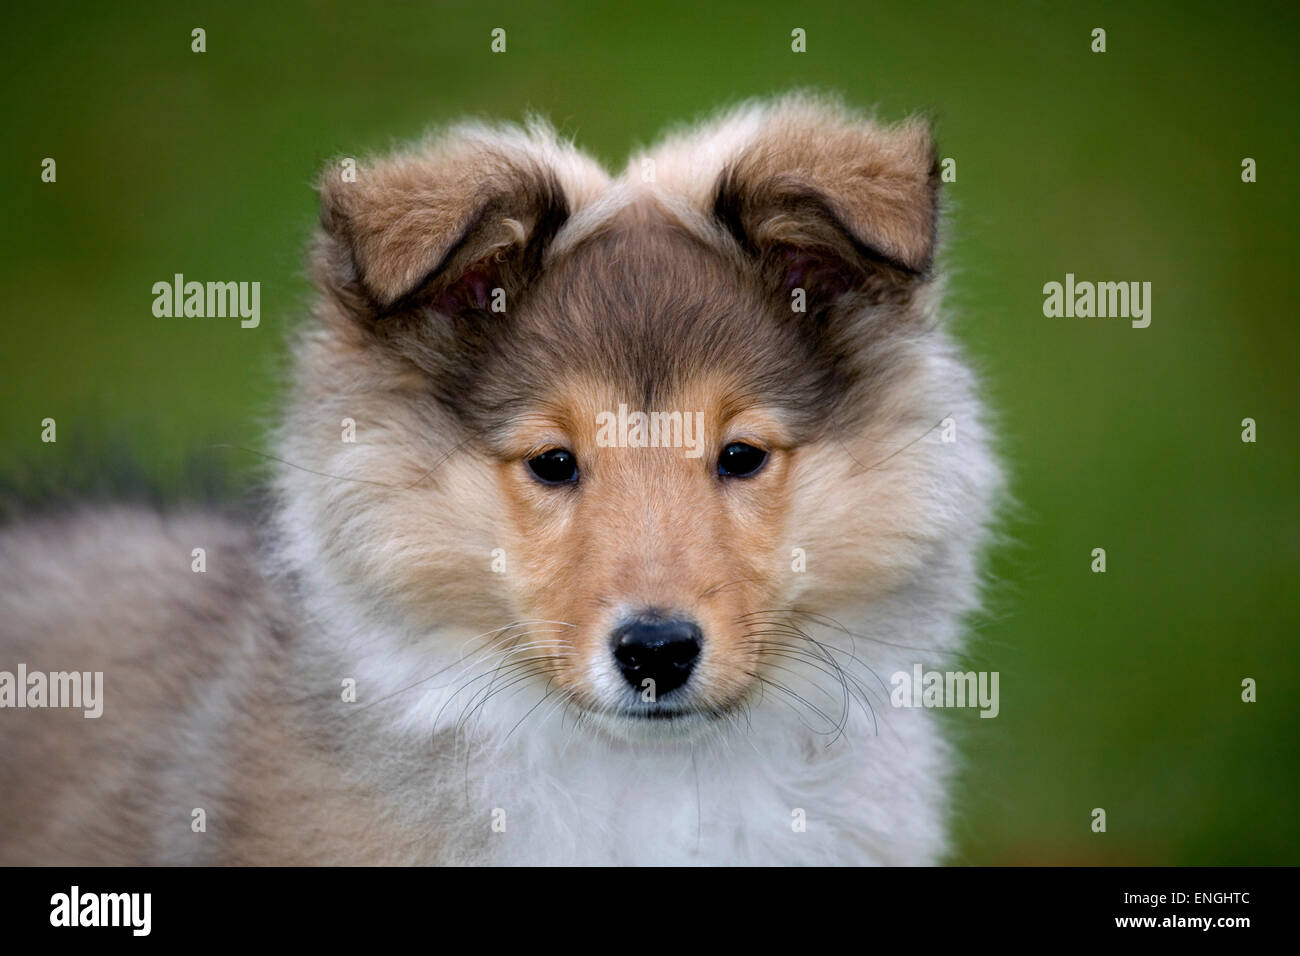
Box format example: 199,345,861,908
0,94,1000,865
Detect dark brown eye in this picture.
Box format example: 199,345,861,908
526,448,579,485
717,442,768,478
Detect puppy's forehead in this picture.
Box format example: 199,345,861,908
464,210,845,435
533,219,774,384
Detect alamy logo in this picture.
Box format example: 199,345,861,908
1042,273,1151,328
595,403,705,458
152,273,260,328
0,664,103,718
50,886,151,936
890,664,1000,718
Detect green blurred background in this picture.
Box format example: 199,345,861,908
2,1,1296,864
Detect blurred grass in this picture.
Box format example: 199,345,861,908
2,0,1296,863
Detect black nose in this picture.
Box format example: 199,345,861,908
611,614,702,697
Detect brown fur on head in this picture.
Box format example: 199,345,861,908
280,95,986,737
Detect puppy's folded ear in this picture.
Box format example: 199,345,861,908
708,97,940,309
315,122,606,321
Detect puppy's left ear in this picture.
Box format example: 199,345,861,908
314,122,608,324
711,99,940,308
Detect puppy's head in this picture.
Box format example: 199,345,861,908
284,98,986,741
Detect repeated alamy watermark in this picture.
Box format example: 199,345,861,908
595,403,705,458
1042,273,1151,328
152,273,260,328
0,664,103,718
890,664,999,718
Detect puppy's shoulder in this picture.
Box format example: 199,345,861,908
0,506,284,660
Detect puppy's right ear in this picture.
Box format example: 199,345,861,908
315,123,605,322
708,99,940,314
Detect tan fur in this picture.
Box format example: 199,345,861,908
493,375,795,715
319,119,609,307
637,94,937,270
